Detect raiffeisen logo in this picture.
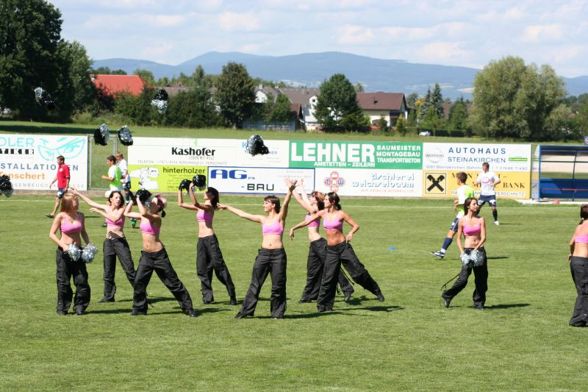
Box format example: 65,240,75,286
171,147,216,156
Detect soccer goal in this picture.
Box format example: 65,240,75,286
537,145,588,200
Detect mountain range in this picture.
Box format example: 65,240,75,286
92,51,588,100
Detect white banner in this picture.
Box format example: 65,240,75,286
422,143,531,171
129,137,289,167
208,167,315,194
0,134,88,190
314,168,422,197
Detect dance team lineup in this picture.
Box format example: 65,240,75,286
35,148,587,327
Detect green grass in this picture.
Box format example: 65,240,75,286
0,195,586,391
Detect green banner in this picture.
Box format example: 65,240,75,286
289,141,422,169
128,164,206,192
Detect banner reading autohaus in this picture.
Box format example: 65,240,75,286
289,141,422,169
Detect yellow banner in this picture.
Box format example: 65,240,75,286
422,170,530,199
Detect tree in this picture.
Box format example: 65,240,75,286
91,66,126,75
266,93,292,123
470,56,566,140
430,83,444,118
215,62,255,128
54,40,95,117
165,86,219,128
134,69,155,86
315,73,368,132
0,0,62,118
447,98,470,135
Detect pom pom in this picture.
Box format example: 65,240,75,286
81,243,97,263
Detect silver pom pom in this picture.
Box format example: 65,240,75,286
470,249,485,266
81,243,97,263
66,243,82,262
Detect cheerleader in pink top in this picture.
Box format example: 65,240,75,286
567,205,588,327
290,181,354,303
178,184,237,305
124,194,197,317
219,179,297,319
442,197,488,310
48,192,91,315
72,188,136,303
289,192,384,312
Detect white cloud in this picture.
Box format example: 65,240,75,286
521,24,564,43
337,25,375,45
416,42,470,63
218,11,261,32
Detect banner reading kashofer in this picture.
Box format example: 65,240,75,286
314,168,422,197
0,134,88,190
129,137,289,167
290,141,422,169
208,167,315,194
422,143,532,199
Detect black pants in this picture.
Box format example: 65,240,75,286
133,248,194,314
317,242,382,311
55,248,91,313
196,235,236,302
239,248,287,318
442,248,488,307
570,256,588,326
102,237,136,300
300,238,354,301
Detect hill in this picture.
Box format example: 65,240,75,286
92,51,588,99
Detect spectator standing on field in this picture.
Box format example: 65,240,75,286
475,162,501,225
47,155,70,218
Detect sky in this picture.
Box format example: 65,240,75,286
47,0,588,77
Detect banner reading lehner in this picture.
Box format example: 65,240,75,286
289,141,422,169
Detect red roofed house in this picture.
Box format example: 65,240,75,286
91,74,145,97
356,92,408,130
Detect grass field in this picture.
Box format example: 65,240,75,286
0,194,586,391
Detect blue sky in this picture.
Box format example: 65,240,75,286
48,0,588,77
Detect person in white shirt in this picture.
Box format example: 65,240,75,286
115,152,137,228
475,162,501,225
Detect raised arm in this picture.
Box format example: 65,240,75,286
123,198,142,219
278,179,297,222
71,188,105,210
178,189,198,211
292,179,314,213
217,203,262,223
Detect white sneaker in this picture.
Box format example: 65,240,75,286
432,250,445,259
494,221,500,226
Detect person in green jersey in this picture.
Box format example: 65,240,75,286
432,172,475,259
102,155,123,195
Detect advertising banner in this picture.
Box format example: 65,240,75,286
422,143,531,171
422,170,531,199
314,168,422,197
0,134,88,190
127,164,207,192
207,167,315,194
290,141,422,169
422,143,532,199
129,137,289,167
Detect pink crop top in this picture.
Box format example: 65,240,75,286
323,217,343,231
196,209,213,225
61,215,83,235
140,219,160,235
262,220,283,235
575,234,588,244
106,216,124,229
305,214,320,228
463,224,481,236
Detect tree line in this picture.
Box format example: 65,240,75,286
1,0,588,141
